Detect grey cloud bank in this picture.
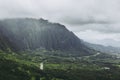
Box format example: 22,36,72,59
0,0,120,47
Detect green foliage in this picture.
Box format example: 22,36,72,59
0,50,120,80
0,51,41,80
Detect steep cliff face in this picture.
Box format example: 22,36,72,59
0,18,95,55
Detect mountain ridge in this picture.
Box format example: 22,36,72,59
83,41,120,54
0,18,95,56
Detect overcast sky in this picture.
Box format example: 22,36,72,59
0,0,120,47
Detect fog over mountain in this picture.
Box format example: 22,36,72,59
0,0,120,47
0,18,96,56
1,1,120,80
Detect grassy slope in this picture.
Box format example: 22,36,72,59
1,50,120,80
0,51,41,80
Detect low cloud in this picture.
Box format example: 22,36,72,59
75,30,120,47
67,23,120,33
0,0,120,47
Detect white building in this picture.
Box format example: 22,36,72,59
40,62,44,70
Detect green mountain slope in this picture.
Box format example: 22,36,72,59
0,18,95,56
1,18,120,80
0,51,42,80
